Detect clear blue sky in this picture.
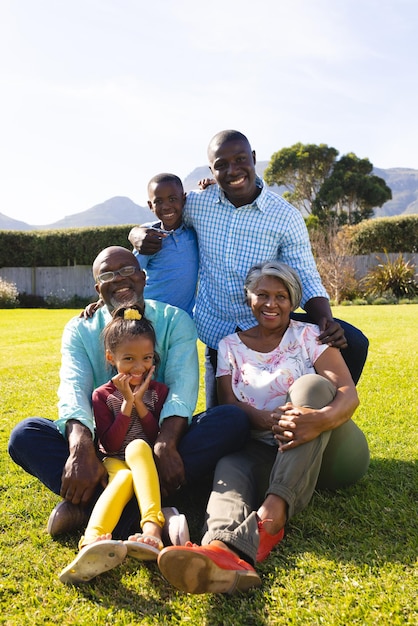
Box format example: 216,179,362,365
1,0,417,224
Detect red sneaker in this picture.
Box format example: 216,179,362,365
157,542,261,594
256,520,285,562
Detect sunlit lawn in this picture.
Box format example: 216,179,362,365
0,306,417,625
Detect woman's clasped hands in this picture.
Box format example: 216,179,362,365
271,403,325,452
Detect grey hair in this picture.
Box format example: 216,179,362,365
244,261,302,310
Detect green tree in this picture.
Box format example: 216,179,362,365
264,143,338,214
264,143,392,224
315,153,392,225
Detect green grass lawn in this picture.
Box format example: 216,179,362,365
0,306,417,625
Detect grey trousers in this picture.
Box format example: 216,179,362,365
201,374,370,564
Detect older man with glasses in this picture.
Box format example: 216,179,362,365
8,246,249,540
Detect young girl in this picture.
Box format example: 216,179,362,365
60,304,186,584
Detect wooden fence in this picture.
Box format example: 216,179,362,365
1,253,417,299
0,266,96,299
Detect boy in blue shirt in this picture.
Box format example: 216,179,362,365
134,173,198,317
86,174,199,319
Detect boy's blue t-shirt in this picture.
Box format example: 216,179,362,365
134,220,199,317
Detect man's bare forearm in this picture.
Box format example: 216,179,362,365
304,296,333,324
155,416,188,449
61,420,107,505
66,419,95,452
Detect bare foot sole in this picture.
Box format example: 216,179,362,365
59,540,127,584
124,534,163,561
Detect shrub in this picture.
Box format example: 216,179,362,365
372,295,398,305
16,291,93,309
309,224,361,303
0,225,137,267
0,278,19,308
360,252,418,300
351,298,369,306
343,215,418,254
398,296,418,305
44,291,92,309
17,293,47,308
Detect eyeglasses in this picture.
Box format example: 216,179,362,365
96,265,138,283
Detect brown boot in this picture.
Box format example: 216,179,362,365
47,500,87,537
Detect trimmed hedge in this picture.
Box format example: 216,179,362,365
0,225,137,267
343,215,418,254
1,215,417,267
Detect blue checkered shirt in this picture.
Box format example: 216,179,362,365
183,179,328,349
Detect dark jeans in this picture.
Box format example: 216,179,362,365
205,315,369,409
8,405,250,539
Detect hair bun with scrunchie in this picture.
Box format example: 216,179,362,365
123,308,142,321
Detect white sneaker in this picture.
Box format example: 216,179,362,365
161,507,190,546
59,540,127,584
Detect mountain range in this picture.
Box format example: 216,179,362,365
1,164,417,231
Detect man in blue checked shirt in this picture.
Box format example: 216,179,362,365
130,130,368,408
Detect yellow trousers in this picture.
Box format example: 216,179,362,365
81,439,165,547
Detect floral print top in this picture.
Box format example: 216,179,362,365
216,320,329,444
